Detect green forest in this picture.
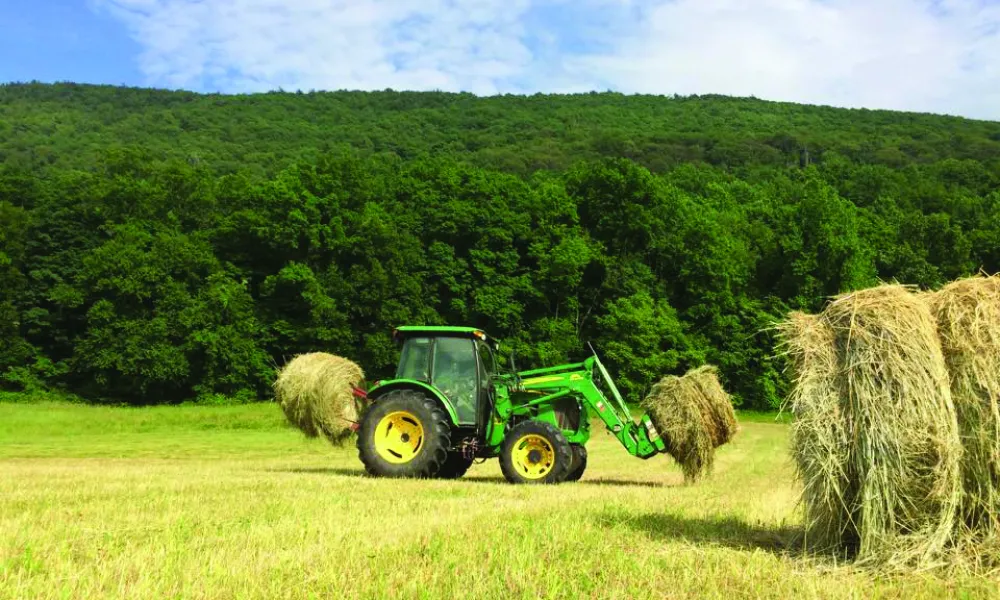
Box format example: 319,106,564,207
2,82,1000,409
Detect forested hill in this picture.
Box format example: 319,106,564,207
3,82,1000,177
2,82,1000,409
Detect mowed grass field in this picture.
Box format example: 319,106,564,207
1,401,996,599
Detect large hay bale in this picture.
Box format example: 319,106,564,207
780,284,963,568
777,312,850,553
274,352,365,446
927,275,1000,536
642,365,738,483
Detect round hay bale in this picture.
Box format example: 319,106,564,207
781,284,963,568
642,365,737,483
274,352,365,446
777,312,851,553
687,365,738,447
927,275,1000,537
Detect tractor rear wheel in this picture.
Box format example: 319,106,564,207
500,420,573,484
437,451,475,479
565,444,588,482
357,390,451,478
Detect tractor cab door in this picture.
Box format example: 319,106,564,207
431,337,479,426
475,340,496,435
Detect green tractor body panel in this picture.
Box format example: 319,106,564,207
365,378,461,426
485,383,511,449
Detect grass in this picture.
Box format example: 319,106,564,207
1,401,996,599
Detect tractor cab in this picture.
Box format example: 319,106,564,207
389,326,500,427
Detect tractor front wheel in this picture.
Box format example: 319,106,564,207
357,390,451,478
500,420,573,484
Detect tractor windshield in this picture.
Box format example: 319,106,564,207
432,337,478,425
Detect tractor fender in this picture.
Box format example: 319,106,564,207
365,379,460,427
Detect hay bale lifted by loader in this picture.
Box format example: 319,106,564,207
274,326,738,484
643,365,738,483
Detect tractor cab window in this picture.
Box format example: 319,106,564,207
432,337,478,425
396,337,432,381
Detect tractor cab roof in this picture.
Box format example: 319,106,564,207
392,326,497,346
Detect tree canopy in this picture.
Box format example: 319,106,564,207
2,82,999,409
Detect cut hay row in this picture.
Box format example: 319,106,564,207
642,365,738,483
274,352,365,446
780,275,1000,571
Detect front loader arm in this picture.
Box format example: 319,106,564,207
578,355,666,459
513,355,667,459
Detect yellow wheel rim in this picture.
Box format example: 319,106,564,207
374,411,425,464
512,434,556,480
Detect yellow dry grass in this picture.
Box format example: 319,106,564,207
2,402,997,599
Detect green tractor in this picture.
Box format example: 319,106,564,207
355,326,667,484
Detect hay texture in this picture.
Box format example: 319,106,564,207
642,365,738,483
780,284,963,568
927,275,1000,536
778,312,850,553
274,352,365,446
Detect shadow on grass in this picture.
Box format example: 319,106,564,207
462,475,507,484
599,511,803,557
271,468,675,489
461,476,670,487
269,467,367,477
270,469,674,489
271,469,510,484
577,478,671,488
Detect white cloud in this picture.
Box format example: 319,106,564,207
570,0,1000,120
94,0,1000,120
95,0,536,95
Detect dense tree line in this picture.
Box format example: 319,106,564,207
4,82,1000,178
1,83,999,409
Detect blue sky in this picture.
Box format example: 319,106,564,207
1,0,142,85
2,0,999,121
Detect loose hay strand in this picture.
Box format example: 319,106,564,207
642,365,737,483
273,352,365,446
